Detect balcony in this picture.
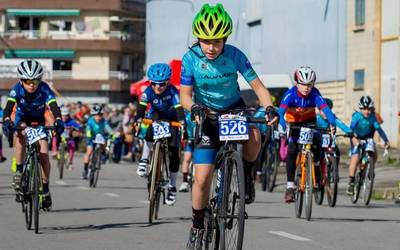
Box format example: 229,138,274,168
0,31,144,53
53,70,130,80
0,0,145,15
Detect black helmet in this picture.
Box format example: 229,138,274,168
90,104,103,115
324,98,333,109
358,96,374,109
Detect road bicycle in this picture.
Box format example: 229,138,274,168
261,125,281,192
143,119,182,224
291,124,325,221
12,125,54,234
195,109,265,250
88,133,107,188
350,138,377,206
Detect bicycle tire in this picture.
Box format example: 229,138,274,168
268,145,279,192
326,156,339,207
148,141,161,224
204,167,219,250
155,146,167,220
362,156,374,206
23,161,33,230
260,143,269,192
219,151,245,250
294,164,303,218
92,148,102,188
33,153,40,234
351,169,362,204
305,152,313,221
58,143,66,180
88,150,96,187
314,162,324,206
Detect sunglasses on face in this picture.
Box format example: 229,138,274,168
298,82,314,88
21,79,40,85
151,81,168,87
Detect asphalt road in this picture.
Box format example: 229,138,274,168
0,147,399,250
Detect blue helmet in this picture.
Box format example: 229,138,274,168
147,63,171,83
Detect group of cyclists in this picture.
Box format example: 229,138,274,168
0,2,396,249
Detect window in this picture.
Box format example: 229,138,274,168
354,69,365,90
355,0,365,26
18,17,40,30
53,60,72,71
248,20,262,64
49,20,72,31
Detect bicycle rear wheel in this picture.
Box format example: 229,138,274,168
314,163,324,206
219,151,245,250
294,165,303,218
148,141,161,224
326,156,339,207
362,157,374,206
305,152,313,221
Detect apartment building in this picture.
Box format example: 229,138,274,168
346,0,399,146
0,0,146,104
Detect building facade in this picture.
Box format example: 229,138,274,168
0,0,146,104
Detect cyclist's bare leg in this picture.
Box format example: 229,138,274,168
243,126,261,162
84,146,93,164
348,154,360,177
181,151,192,176
38,139,51,184
192,164,214,209
14,132,26,166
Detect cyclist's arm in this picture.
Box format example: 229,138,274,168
48,101,61,120
135,88,151,121
44,84,61,119
315,93,336,126
335,117,352,134
180,85,194,112
373,121,389,143
249,78,274,109
2,99,15,121
171,88,185,123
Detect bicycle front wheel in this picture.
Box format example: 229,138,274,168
148,141,161,224
219,151,245,250
92,149,102,188
362,157,375,206
351,168,362,204
294,164,303,218
32,154,40,234
305,152,313,221
23,165,33,230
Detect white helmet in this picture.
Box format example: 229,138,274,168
61,106,70,116
358,96,375,109
17,59,44,80
294,66,316,85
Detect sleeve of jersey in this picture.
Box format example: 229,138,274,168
349,113,359,131
234,48,258,84
139,89,150,106
335,117,352,134
43,84,57,105
315,93,336,126
278,91,291,130
180,53,194,86
373,119,389,142
172,88,182,109
7,86,18,103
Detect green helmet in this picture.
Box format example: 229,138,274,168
192,3,232,40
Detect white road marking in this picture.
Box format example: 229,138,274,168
269,231,312,241
104,192,120,197
55,180,67,185
138,200,150,204
77,186,90,190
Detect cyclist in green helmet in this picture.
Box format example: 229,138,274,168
181,3,278,249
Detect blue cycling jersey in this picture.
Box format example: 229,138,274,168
279,86,336,130
350,111,388,142
316,114,352,134
181,44,258,110
140,85,181,120
7,82,56,118
64,118,82,130
86,116,112,138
